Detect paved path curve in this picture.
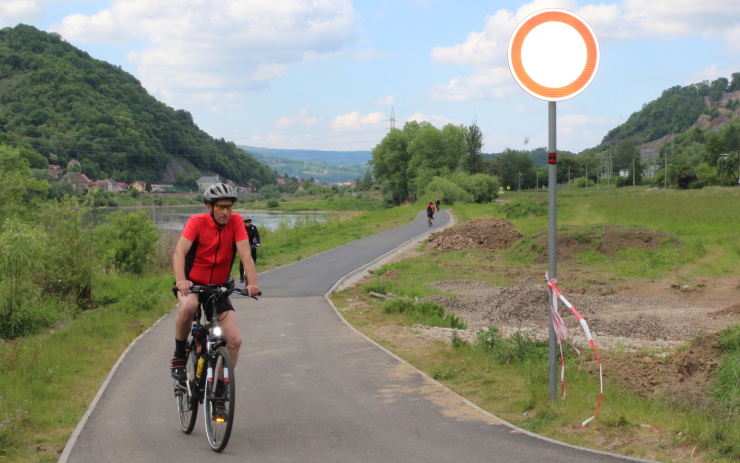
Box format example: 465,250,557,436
61,209,652,463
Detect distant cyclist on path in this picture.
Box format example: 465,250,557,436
170,183,259,381
435,197,440,211
239,215,261,283
427,201,435,226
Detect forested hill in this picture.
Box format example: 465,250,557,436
0,24,275,185
600,73,740,147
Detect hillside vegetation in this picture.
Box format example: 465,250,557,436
0,24,275,186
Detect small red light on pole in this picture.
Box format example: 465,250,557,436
548,152,557,164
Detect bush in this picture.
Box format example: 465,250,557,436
94,210,160,274
421,176,473,205
476,326,501,352
0,218,47,338
41,202,96,311
572,176,595,188
449,172,499,203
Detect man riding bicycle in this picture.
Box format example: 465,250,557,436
426,201,435,225
171,183,259,384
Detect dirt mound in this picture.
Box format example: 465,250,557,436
427,218,676,265
527,224,678,263
427,217,523,252
600,333,723,408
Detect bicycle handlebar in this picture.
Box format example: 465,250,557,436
171,284,262,299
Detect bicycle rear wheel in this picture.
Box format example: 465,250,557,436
204,346,235,452
175,344,199,433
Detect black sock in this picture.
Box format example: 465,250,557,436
174,339,187,358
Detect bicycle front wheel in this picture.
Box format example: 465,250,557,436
204,346,235,452
176,344,199,433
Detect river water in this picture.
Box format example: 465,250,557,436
89,206,326,232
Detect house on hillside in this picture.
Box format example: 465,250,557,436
60,172,92,191
238,182,257,193
196,175,221,192
48,165,62,179
130,181,147,192
276,178,286,187
90,179,124,193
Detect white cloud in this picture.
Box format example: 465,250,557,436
330,111,385,131
429,67,516,101
374,95,395,105
275,109,320,129
686,65,738,86
50,0,358,109
623,0,740,38
0,0,47,27
404,113,459,127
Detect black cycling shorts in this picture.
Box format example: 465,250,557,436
172,280,235,321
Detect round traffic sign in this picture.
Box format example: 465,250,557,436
508,9,599,101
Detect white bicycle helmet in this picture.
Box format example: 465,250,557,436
203,183,237,203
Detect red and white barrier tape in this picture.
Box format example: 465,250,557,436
547,274,603,427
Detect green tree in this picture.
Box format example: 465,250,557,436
462,121,485,174
370,128,411,204
491,149,535,190
94,210,159,274
0,144,50,221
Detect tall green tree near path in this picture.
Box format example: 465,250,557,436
370,127,412,204
462,121,485,174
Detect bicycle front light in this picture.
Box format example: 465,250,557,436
212,326,223,337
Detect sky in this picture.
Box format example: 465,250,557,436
2,0,740,156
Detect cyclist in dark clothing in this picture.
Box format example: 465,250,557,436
170,183,259,381
435,197,441,211
239,215,261,283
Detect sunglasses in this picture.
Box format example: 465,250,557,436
212,203,234,212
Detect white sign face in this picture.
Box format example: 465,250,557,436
508,9,599,101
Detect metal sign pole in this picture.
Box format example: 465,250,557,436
508,8,599,404
547,101,558,402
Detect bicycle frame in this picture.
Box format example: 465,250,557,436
188,289,229,400
174,279,259,452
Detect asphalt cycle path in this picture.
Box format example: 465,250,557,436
61,209,651,463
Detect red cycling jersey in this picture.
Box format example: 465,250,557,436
181,212,248,285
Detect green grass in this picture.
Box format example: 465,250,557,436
0,274,172,461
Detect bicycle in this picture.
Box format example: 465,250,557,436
173,278,259,452
427,214,434,227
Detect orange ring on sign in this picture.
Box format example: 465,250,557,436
509,10,598,100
